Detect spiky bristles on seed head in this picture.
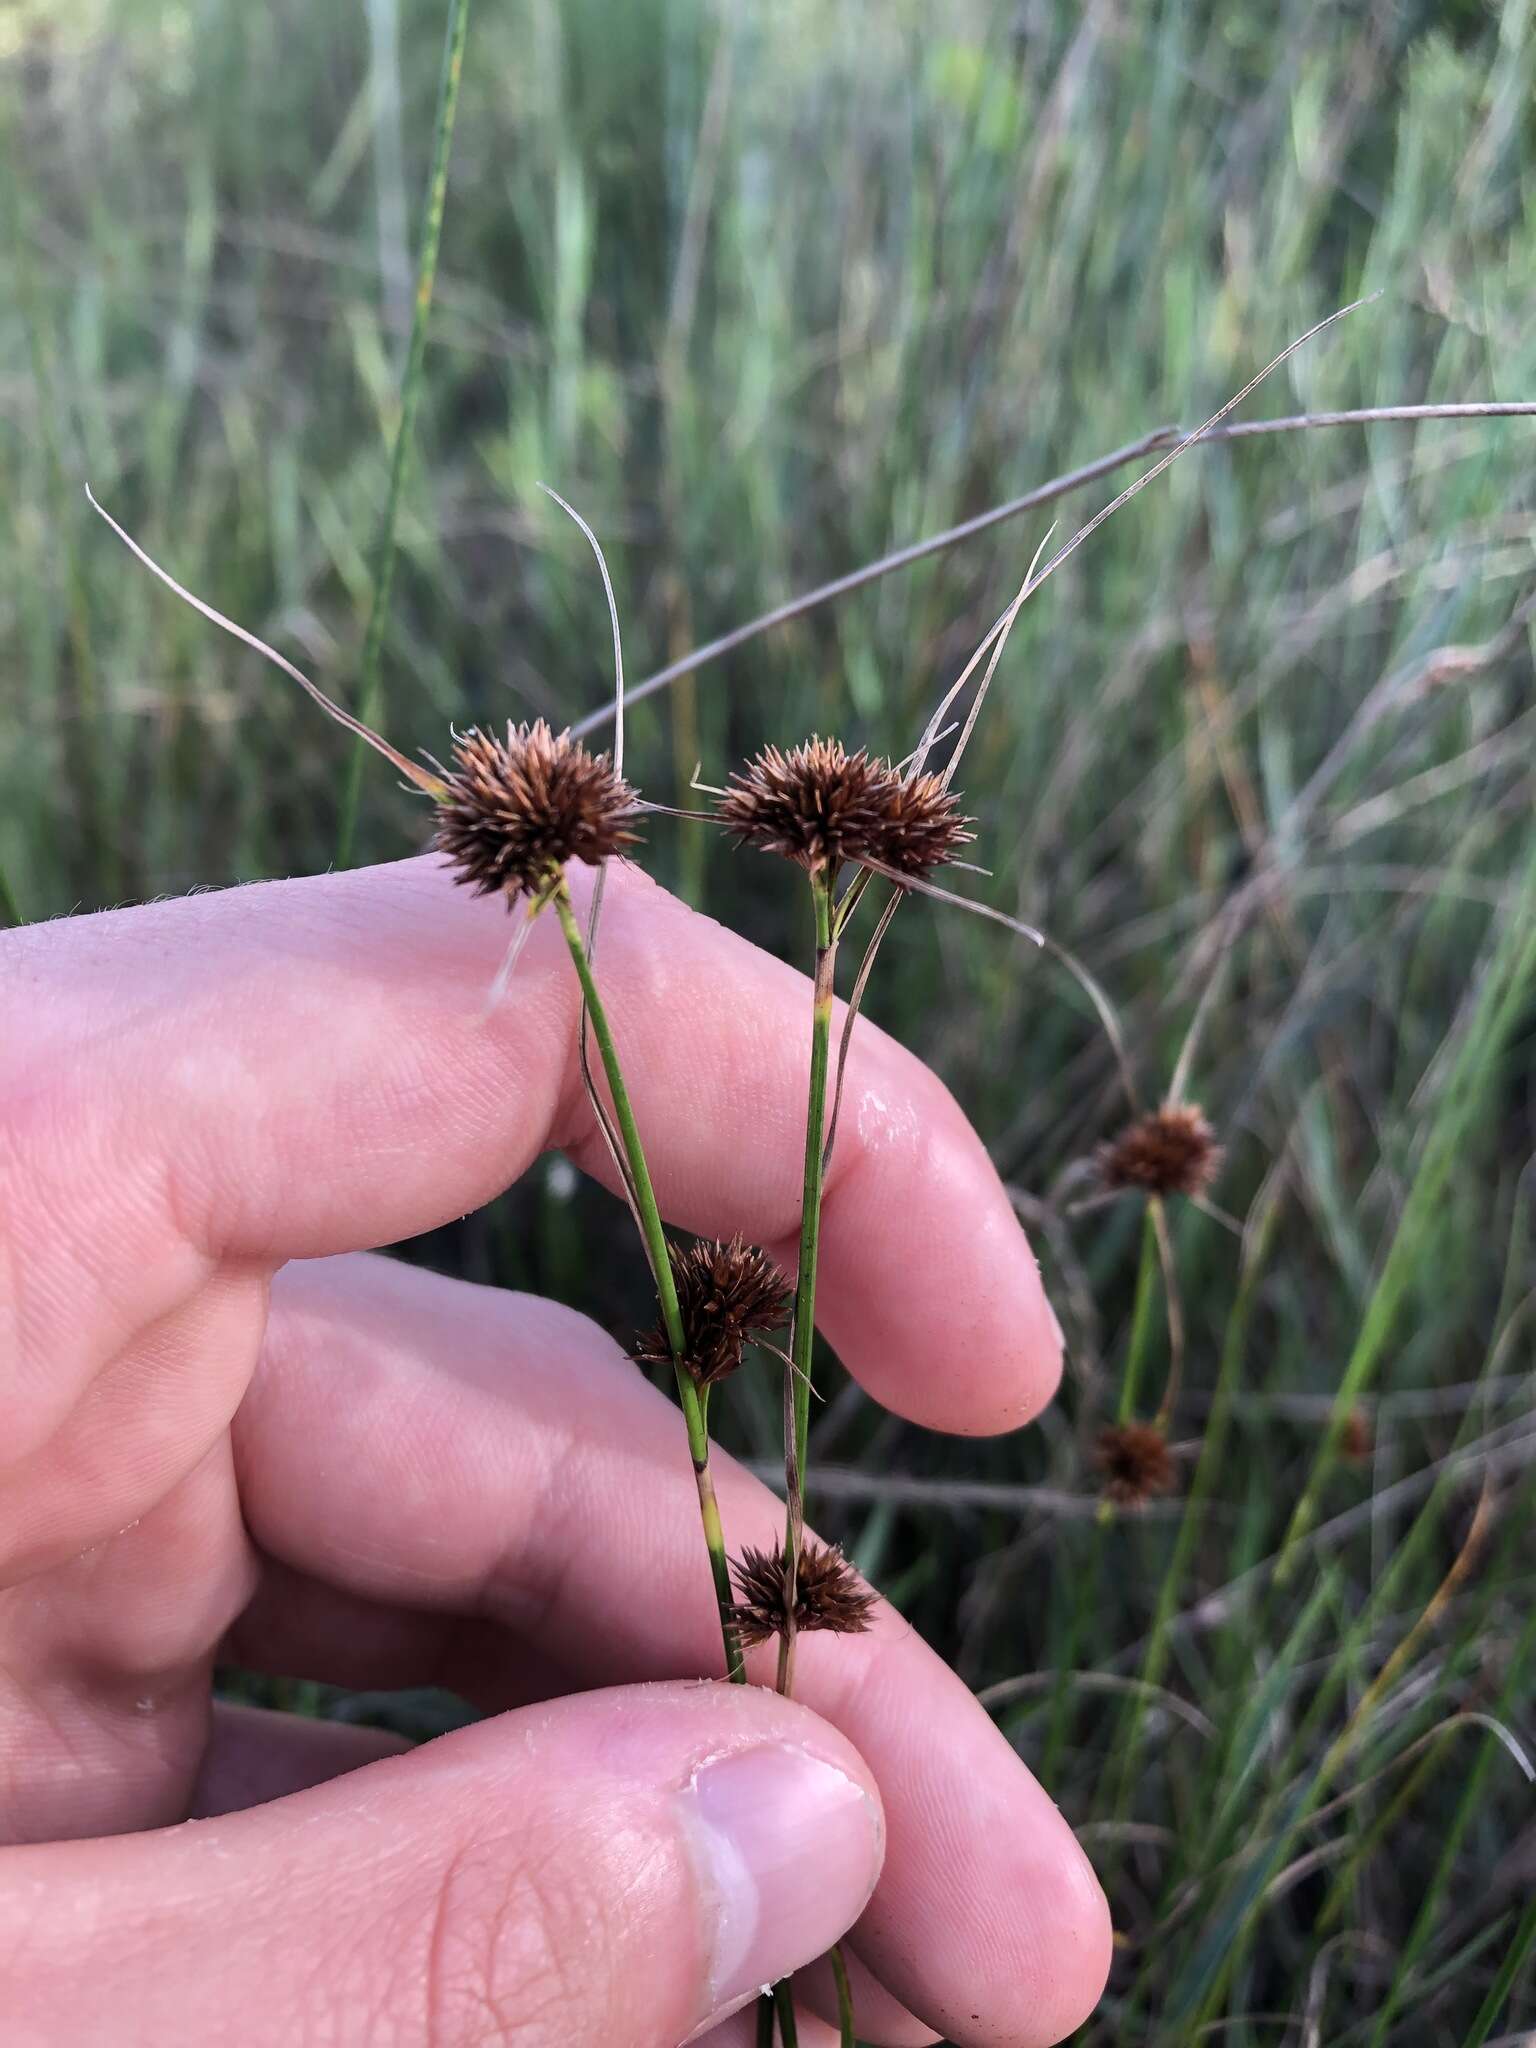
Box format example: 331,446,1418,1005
630,1235,789,1386
1098,1103,1222,1200
433,720,641,902
717,737,973,879
729,1540,878,1648
1095,1422,1176,1508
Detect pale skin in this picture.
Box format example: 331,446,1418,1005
0,853,1112,2047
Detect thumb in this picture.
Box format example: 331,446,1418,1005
0,1681,885,2048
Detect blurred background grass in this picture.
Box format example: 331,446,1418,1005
5,0,1536,2038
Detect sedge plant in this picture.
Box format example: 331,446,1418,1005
81,273,1536,2047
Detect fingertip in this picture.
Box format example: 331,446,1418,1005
915,1810,1112,2047
817,1087,1065,1437
1020,1831,1114,2044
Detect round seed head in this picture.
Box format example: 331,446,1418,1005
434,720,641,902
729,1539,878,1649
1094,1422,1176,1508
1340,1406,1373,1466
717,737,972,879
631,1235,789,1386
1098,1103,1222,1200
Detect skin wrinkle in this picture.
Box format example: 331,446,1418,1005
250,1289,585,1640
0,1269,261,1587
0,1444,253,1842
0,1100,209,1453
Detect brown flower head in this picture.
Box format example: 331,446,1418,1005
717,737,972,880
1340,1406,1374,1466
433,720,641,902
1098,1103,1222,1201
631,1235,789,1386
1094,1422,1176,1508
729,1540,878,1648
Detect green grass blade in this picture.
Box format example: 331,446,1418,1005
1460,1892,1536,2048
335,0,473,866
1278,835,1536,1571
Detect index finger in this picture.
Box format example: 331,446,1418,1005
2,854,1060,1434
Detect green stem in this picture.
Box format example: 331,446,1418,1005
1276,841,1536,1580
830,1941,856,2048
6,156,113,902
1461,1890,1536,2048
779,872,837,1692
0,857,22,929
336,0,472,867
1117,1202,1162,1423
551,882,744,1683
772,1979,800,2048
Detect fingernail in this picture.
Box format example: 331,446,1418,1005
680,1742,883,2034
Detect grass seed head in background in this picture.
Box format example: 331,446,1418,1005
1098,1102,1222,1201
730,1538,878,1648
631,1235,789,1387
434,720,642,902
1094,1421,1177,1508
718,736,973,879
1340,1405,1374,1466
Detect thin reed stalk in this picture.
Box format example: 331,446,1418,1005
1277,831,1536,1575
778,871,837,1696
336,0,473,865
1461,1892,1536,2048
551,880,744,1683
575,405,1536,741
1115,1206,1163,1425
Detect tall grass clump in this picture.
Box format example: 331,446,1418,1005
10,0,1536,2037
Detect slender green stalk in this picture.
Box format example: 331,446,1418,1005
336,0,472,867
778,872,837,1694
0,858,22,929
755,1992,776,2048
1111,1187,1281,1821
1360,1615,1536,2040
830,1939,857,2048
551,882,744,1683
1116,1202,1163,1423
771,1980,800,2048
762,873,840,2042
1277,843,1536,1576
1460,1891,1536,2048
1173,1394,1517,2026
6,153,113,902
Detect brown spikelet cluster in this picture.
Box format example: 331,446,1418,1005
631,1236,789,1386
1095,1422,1176,1508
433,720,642,902
1099,1103,1223,1200
1340,1406,1374,1466
717,737,973,880
729,1540,878,1648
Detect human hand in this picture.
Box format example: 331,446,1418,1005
0,854,1110,2046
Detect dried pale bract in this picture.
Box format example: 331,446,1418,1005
1098,1103,1222,1201
729,1539,878,1648
434,720,641,903
1095,1421,1176,1508
632,1235,788,1386
717,737,972,880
